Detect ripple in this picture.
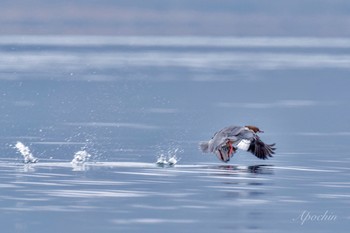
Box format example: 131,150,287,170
1,205,97,212
12,181,72,187
43,189,151,198
114,171,176,177
131,204,178,210
274,166,339,173
316,194,350,199
56,180,130,186
111,218,196,225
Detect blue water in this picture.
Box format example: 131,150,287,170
1,36,350,233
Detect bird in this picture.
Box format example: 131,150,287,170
199,125,276,163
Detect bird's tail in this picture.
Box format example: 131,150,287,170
199,141,210,153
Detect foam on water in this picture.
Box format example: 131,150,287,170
156,148,181,167
13,140,180,169
15,141,39,163
156,154,168,166
168,156,178,166
71,150,92,164
155,154,179,167
15,141,93,165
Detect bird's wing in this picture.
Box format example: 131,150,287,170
210,126,242,151
222,126,245,137
229,129,255,149
247,137,276,160
231,129,276,159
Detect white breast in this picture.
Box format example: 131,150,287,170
236,139,251,151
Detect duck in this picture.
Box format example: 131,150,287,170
199,125,276,162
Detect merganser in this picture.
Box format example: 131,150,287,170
199,125,276,162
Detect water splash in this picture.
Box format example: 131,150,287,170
65,133,102,161
167,147,181,166
156,147,181,167
156,154,168,166
15,141,39,163
168,155,178,166
71,150,92,164
156,154,179,167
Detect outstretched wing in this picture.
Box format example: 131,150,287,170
248,137,276,160
210,126,244,151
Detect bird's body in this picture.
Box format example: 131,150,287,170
199,125,275,162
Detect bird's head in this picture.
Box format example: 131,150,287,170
245,125,264,133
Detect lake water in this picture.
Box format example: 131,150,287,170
0,36,350,233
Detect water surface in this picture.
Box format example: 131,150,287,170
0,36,349,233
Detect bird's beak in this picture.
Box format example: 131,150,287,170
259,130,264,133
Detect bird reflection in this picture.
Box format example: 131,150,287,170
247,165,274,175
209,164,274,175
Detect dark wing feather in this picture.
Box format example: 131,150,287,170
248,137,276,160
